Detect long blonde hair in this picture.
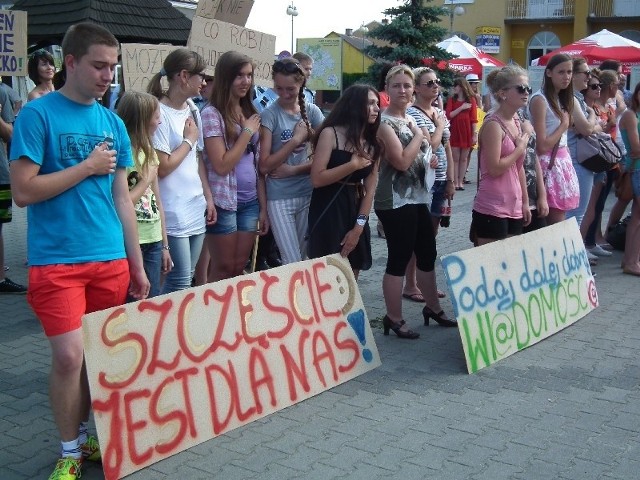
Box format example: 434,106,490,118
117,91,159,172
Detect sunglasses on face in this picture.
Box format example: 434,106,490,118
509,84,532,95
576,70,591,77
272,60,303,75
588,83,603,90
420,79,441,87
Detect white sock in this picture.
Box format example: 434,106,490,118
61,438,82,460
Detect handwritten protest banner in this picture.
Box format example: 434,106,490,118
83,254,380,480
120,43,179,93
441,219,598,374
188,16,275,86
195,0,254,26
0,10,27,76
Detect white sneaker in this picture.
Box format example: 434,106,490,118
586,250,598,263
588,244,613,257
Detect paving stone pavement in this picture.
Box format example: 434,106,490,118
1,155,639,480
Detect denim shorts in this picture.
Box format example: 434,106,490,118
206,198,259,234
429,180,447,217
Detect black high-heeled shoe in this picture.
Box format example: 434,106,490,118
382,315,420,339
422,306,457,327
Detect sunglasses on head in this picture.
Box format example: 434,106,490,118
272,60,303,75
588,83,603,90
510,84,532,94
421,79,441,87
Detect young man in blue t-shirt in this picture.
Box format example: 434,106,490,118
10,23,149,480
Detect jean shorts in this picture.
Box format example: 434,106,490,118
206,198,259,234
429,180,447,217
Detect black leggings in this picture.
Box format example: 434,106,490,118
375,204,437,276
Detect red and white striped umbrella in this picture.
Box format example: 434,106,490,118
531,29,640,74
435,35,504,77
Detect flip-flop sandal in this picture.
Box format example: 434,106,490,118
402,292,425,303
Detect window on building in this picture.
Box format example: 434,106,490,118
528,31,561,66
619,29,640,44
454,32,473,43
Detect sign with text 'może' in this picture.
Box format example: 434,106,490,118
83,254,380,480
188,16,275,86
442,219,598,374
120,43,178,94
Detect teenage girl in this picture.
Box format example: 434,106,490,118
201,50,269,281
117,91,172,297
446,77,478,190
147,48,216,293
528,53,579,224
259,58,324,264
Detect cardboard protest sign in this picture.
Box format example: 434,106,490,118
195,0,255,26
120,43,179,93
188,16,275,86
83,254,380,480
441,219,598,374
0,10,27,76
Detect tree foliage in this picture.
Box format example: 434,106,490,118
365,0,459,87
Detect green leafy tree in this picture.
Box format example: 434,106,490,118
365,0,458,88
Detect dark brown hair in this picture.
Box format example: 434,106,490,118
27,50,55,84
147,48,206,100
542,53,574,118
61,22,118,61
210,50,257,144
313,84,382,162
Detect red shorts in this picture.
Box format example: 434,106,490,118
27,259,130,337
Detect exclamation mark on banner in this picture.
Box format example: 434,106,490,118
347,309,373,363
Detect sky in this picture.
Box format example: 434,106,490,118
244,0,399,54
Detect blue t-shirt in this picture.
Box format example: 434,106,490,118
10,92,133,266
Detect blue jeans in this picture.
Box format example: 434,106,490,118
161,233,205,295
140,241,163,298
566,162,605,226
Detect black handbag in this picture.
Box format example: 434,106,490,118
576,132,622,173
605,215,630,251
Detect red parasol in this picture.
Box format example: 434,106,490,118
435,35,504,77
532,29,640,74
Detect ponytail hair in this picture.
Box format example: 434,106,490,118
273,58,313,138
147,48,206,99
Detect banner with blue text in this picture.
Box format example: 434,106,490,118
442,219,598,373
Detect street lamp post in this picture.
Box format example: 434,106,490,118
360,23,369,73
286,2,298,54
448,1,465,37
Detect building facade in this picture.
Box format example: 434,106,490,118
440,0,640,68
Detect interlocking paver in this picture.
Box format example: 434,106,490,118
1,153,638,479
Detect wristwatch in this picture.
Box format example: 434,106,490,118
356,214,368,227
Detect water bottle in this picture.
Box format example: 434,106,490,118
440,199,451,228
